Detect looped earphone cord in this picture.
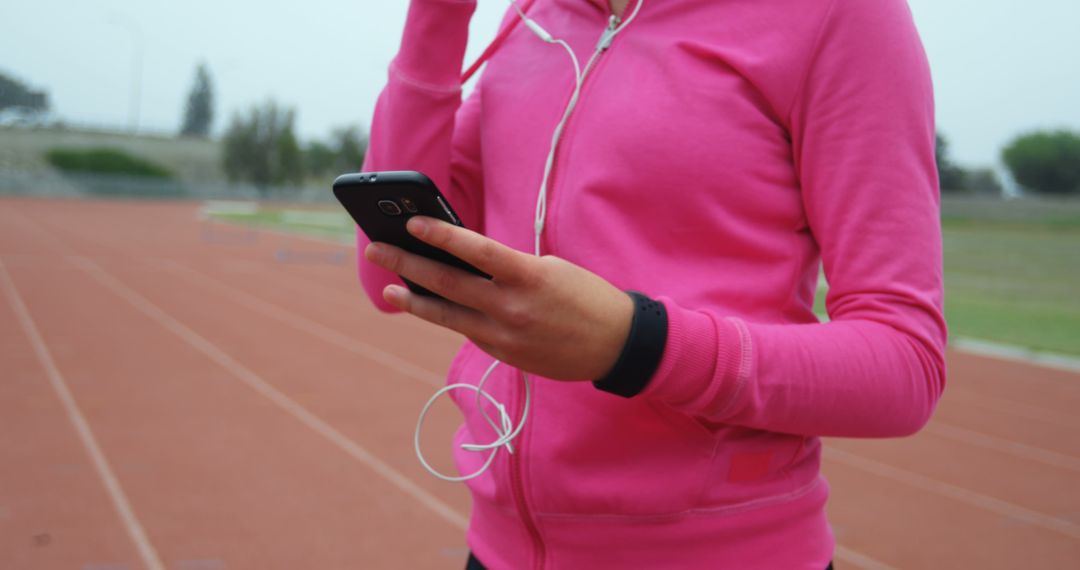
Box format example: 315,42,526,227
414,360,532,482
414,0,645,482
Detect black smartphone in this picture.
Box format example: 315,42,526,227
332,170,490,297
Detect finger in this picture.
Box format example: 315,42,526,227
383,284,495,341
406,216,535,284
366,241,498,313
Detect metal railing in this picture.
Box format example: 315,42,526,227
0,168,334,202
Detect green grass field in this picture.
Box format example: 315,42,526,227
211,199,1080,356
939,219,1080,354
210,208,354,241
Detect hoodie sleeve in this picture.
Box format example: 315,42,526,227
642,0,947,438
357,0,485,312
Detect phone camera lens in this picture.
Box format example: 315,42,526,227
400,197,419,213
377,199,402,216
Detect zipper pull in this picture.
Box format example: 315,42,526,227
595,15,620,51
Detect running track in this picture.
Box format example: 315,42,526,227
1,198,1077,569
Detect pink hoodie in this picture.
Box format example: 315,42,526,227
358,0,946,567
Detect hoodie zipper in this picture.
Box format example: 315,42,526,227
509,12,629,570
508,370,543,570
537,13,622,254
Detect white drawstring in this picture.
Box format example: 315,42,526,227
414,0,644,482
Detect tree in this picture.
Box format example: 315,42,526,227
302,126,367,180
180,63,214,137
332,126,367,173
304,141,336,178
0,70,50,115
222,101,304,193
935,132,967,192
964,168,1004,195
1002,129,1080,195
275,124,303,185
300,126,368,181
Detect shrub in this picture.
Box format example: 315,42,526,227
936,133,967,192
1002,130,1080,195
964,168,1004,195
45,147,173,179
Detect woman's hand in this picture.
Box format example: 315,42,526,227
364,216,633,381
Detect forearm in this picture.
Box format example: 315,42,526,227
642,302,946,437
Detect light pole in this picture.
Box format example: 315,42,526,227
109,14,144,134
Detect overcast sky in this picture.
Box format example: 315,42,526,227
2,0,1078,167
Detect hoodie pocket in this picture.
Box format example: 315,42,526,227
526,383,719,517
446,342,514,507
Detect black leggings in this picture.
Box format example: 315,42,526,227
466,553,834,569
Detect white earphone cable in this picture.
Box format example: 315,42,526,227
414,0,643,482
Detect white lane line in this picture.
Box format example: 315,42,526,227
0,259,166,570
225,259,448,339
824,446,1080,540
951,390,1080,430
196,217,444,337
926,422,1080,472
157,261,444,388
833,545,896,570
0,206,72,254
70,256,468,531
951,337,1080,375
817,276,1080,376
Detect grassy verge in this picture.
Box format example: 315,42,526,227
216,203,1080,356
210,208,354,241
939,219,1080,355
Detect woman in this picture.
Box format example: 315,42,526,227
358,0,946,567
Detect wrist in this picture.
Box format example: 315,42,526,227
592,291,669,398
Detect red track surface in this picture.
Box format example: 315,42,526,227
1,198,1077,569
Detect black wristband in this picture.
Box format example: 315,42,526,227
592,291,668,398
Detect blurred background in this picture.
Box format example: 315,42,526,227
1,1,1078,569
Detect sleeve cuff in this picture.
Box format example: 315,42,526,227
641,298,750,417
